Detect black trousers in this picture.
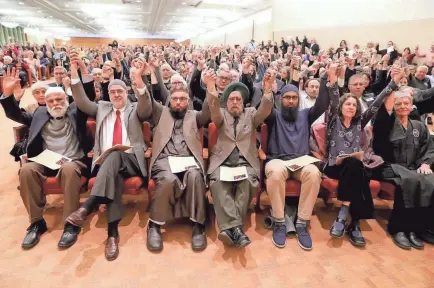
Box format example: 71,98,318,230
388,185,434,234
91,151,143,223
323,158,374,220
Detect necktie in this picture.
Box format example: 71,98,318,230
233,117,239,138
112,110,122,146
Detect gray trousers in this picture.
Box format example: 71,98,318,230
91,151,142,223
209,165,258,231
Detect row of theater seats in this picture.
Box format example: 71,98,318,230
0,67,52,93
13,120,396,211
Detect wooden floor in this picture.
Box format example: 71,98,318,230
1,89,434,288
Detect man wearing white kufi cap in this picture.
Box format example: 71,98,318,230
0,67,92,250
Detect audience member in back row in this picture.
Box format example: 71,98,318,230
0,68,93,250
3,34,434,255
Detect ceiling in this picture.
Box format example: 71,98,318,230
0,0,270,40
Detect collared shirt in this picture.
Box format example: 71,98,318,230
299,92,325,125
101,105,131,153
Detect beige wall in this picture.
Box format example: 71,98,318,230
53,37,180,48
274,18,434,53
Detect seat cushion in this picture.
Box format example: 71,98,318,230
321,178,381,198
285,180,301,197
87,177,143,195
44,176,87,195
379,182,395,200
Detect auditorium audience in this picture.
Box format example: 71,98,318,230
2,33,434,255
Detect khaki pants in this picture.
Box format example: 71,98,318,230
19,161,85,223
265,159,321,221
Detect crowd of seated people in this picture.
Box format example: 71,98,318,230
1,35,434,261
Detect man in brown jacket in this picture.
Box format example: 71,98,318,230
144,63,211,252
206,70,274,248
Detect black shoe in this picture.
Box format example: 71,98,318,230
408,232,424,249
192,223,207,251
232,226,251,248
329,218,346,238
346,224,366,247
58,224,80,249
22,219,47,249
147,222,163,251
218,229,235,246
419,230,434,244
392,232,411,250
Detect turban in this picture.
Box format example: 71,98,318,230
222,82,249,104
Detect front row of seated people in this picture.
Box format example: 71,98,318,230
2,54,434,261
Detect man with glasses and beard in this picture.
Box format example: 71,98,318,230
207,70,274,248
263,64,339,250
0,68,92,250
144,65,211,252
65,51,150,261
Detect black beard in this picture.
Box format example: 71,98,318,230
170,108,187,119
281,107,298,122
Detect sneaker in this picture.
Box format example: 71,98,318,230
296,223,312,250
272,222,286,248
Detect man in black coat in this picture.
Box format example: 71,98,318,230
0,67,93,250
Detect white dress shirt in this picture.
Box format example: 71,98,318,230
299,93,325,125
101,106,131,153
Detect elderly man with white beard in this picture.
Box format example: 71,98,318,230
0,67,92,250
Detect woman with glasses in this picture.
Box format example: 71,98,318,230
323,66,403,247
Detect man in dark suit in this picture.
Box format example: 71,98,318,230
49,66,73,103
0,67,92,250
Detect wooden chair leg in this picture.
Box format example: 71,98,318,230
255,189,263,212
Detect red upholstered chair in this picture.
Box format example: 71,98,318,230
87,122,152,197
0,75,4,93
147,126,205,202
310,123,381,200
207,122,261,207
26,69,33,87
256,123,302,210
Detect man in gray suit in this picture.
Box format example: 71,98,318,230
65,51,151,261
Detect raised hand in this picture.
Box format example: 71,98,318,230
2,67,21,97
391,66,405,84
149,56,159,70
263,71,275,93
327,63,339,85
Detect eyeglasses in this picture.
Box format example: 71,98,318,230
171,81,184,86
281,96,299,101
109,89,125,95
350,83,364,87
171,97,189,103
218,76,232,82
54,72,64,76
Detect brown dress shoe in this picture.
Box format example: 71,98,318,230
105,237,119,261
65,208,88,227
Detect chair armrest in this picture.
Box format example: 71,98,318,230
13,125,29,143
145,148,152,159
203,148,208,159
258,149,266,161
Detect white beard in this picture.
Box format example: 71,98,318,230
47,102,69,118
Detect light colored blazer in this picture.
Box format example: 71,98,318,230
143,89,211,177
71,80,151,176
207,90,273,176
